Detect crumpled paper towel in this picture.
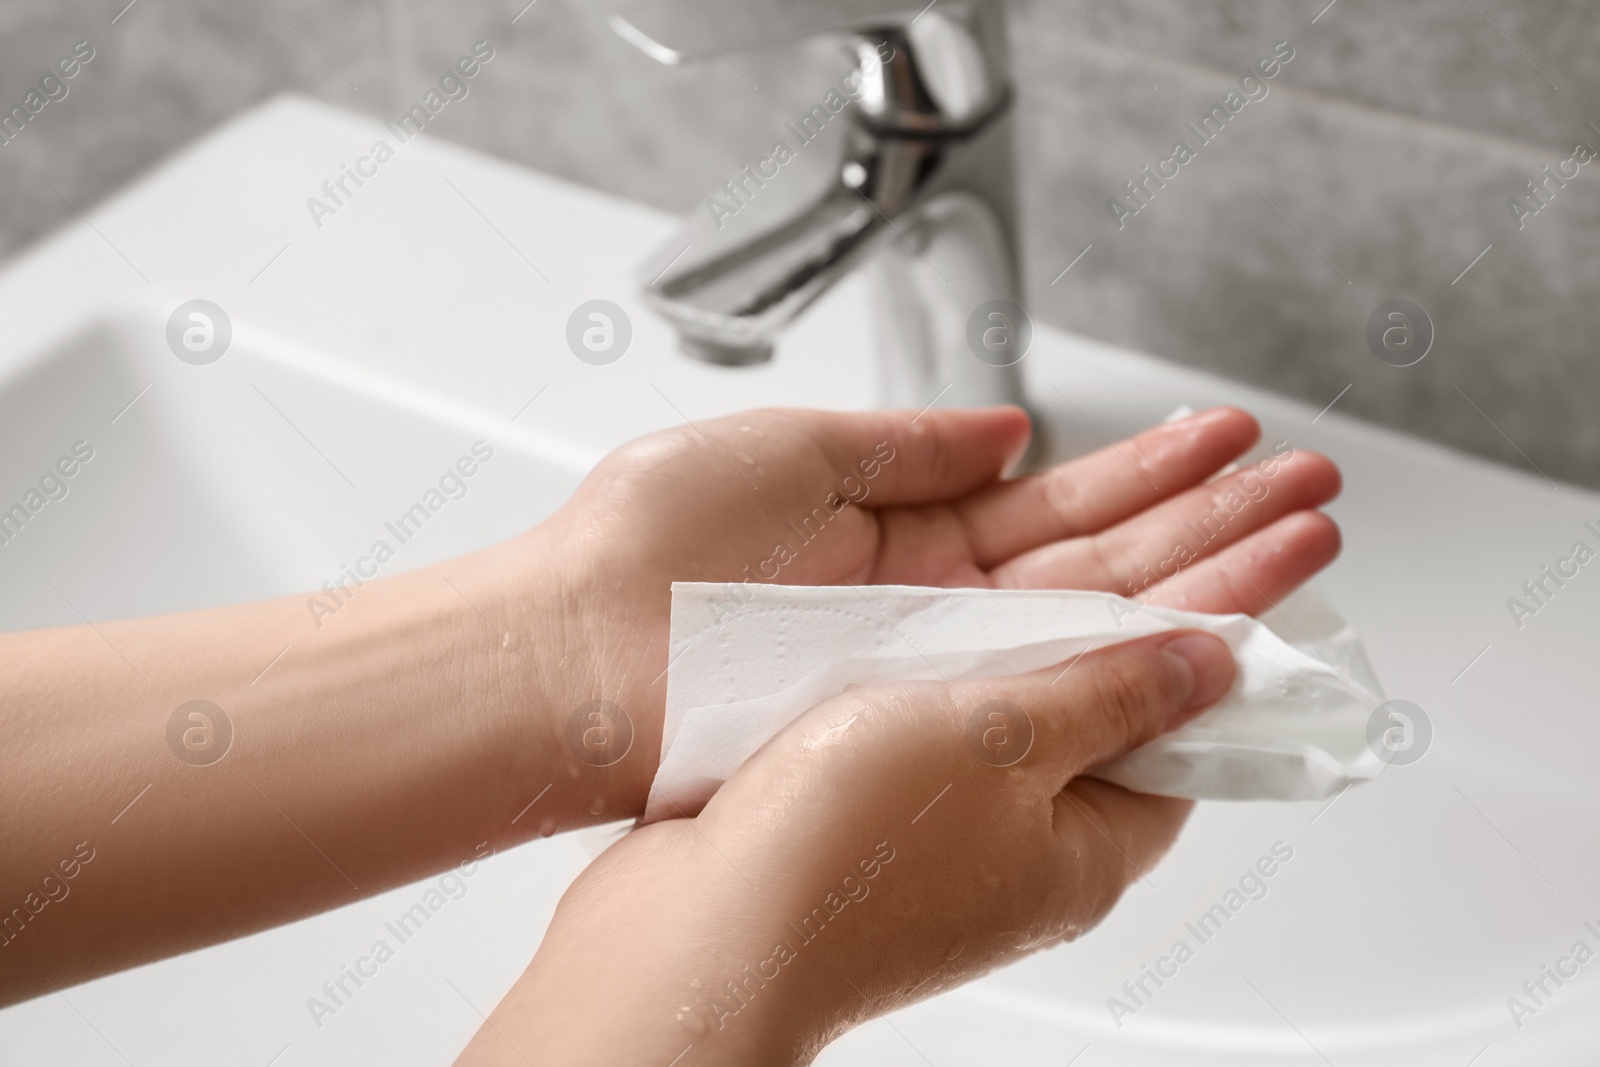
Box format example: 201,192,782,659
644,582,1386,822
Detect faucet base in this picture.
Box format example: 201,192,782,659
868,190,1026,409
677,336,775,366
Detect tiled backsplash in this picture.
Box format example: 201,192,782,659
3,0,1593,487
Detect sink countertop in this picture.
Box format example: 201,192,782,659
2,96,1597,1066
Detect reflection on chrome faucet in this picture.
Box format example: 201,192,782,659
704,40,898,231
608,1,1030,418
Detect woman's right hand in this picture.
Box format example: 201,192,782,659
459,628,1236,1066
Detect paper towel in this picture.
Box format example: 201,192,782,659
645,582,1386,821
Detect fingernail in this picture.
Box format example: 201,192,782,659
1160,633,1236,720
1002,427,1034,474
1174,407,1228,429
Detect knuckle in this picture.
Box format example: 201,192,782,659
1089,657,1165,748
903,415,954,489
600,425,698,475
1082,530,1126,590
871,680,958,735
1084,851,1134,918
1039,469,1087,533
1079,807,1140,896
1119,434,1155,480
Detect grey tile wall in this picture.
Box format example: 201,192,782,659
1,0,1594,487
1013,2,1600,489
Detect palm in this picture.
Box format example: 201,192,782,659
638,406,1336,608
557,404,1340,761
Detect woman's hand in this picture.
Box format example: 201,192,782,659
1,403,1337,1006
521,404,1339,811
458,628,1238,1066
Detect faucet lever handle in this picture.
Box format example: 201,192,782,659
605,0,941,62
606,0,1008,132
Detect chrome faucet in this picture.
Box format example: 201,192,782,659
607,0,1030,414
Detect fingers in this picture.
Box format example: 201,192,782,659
768,406,1033,508
956,408,1261,568
1051,779,1193,907
948,633,1226,924
989,447,1341,593
1141,509,1343,616
956,630,1236,782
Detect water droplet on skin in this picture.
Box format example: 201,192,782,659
537,818,557,838
977,866,1002,888
688,978,705,990
588,796,606,815
900,900,920,918
944,938,971,960
501,632,512,648
1015,932,1048,952
804,713,858,750
676,1007,709,1036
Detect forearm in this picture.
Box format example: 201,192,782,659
457,821,830,1067
0,528,642,1004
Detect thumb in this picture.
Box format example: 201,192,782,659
956,630,1236,781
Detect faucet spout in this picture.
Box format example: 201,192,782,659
638,142,886,365
623,4,1033,417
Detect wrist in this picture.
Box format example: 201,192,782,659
467,821,825,1066
469,525,661,829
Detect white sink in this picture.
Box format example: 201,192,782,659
3,96,1597,1066
0,309,590,629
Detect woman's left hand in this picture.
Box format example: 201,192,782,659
516,404,1340,813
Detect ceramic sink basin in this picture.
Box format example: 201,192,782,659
1,96,1596,1066
0,308,589,630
